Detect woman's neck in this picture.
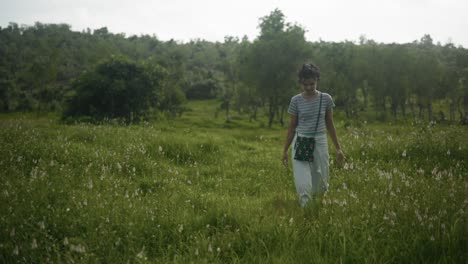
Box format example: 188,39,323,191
302,90,318,98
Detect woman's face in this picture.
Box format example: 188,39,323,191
302,78,317,93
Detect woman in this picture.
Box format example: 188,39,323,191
282,63,345,207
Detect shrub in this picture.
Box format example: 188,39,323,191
63,56,172,122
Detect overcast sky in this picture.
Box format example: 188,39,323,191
1,0,467,47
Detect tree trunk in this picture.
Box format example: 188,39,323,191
418,103,424,119
457,96,464,121
381,99,386,117
268,97,275,128
391,100,397,118
225,99,230,123
427,101,433,121
409,100,415,119
362,80,368,109
345,98,351,118
279,105,286,127
250,101,258,121
449,100,455,121
268,106,275,128
401,101,406,117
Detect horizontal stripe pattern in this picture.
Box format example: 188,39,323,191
288,92,335,133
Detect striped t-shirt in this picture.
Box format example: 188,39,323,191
287,92,335,133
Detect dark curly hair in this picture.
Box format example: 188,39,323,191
298,63,320,82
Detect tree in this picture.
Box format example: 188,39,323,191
411,41,443,121
63,56,168,122
241,9,307,127
216,36,241,122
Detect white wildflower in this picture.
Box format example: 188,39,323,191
13,245,19,255
415,210,422,222
341,199,347,207
136,246,146,259
70,244,86,253
31,238,37,249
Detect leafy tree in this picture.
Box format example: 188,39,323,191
241,9,307,127
63,56,168,122
216,36,241,122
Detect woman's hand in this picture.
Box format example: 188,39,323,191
336,150,345,165
282,152,289,167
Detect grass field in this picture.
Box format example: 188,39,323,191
0,100,467,263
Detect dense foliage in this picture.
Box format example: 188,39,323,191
63,56,173,122
1,9,468,123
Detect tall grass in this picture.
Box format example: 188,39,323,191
0,102,466,263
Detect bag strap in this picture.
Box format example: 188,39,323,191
314,93,323,133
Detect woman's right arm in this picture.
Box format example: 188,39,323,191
282,115,298,167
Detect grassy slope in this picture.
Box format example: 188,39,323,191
0,100,467,263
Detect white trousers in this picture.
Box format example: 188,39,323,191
291,133,329,207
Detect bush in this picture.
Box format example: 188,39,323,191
63,56,171,122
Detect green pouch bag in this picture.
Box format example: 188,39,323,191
293,93,322,162
294,136,315,162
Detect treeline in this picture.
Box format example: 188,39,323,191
1,9,467,124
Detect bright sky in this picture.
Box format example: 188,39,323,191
1,0,467,47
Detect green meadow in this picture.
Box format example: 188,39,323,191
0,100,466,263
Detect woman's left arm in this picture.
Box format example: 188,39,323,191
325,108,345,164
